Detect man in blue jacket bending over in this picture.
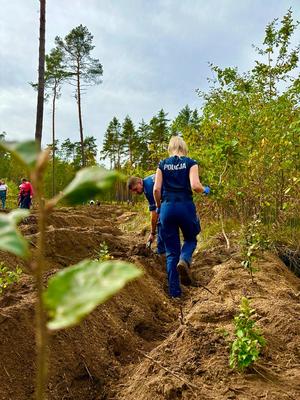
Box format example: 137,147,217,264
127,175,165,255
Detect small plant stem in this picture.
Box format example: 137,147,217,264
34,184,48,399
217,161,230,250
217,206,230,250
220,213,230,250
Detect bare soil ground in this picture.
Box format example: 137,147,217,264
0,205,299,400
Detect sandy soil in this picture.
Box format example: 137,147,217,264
0,205,299,400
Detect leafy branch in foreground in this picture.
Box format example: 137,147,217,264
0,139,142,400
44,259,140,330
230,297,266,370
0,209,30,258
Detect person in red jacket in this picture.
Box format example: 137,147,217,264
18,178,33,209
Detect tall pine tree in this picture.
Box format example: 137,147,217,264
148,109,170,167
171,105,201,146
101,117,122,169
55,25,103,167
136,119,151,169
121,116,138,167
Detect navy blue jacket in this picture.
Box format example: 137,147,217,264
158,156,197,201
143,174,156,211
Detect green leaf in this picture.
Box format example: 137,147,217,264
0,210,30,259
0,140,38,170
44,259,142,330
236,329,244,338
284,187,291,194
282,202,288,210
60,166,119,205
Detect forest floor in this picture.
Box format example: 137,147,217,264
0,205,299,400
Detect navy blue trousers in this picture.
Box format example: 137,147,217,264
160,200,200,297
156,220,165,254
0,192,6,209
20,194,31,209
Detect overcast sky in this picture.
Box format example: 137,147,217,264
1,0,299,151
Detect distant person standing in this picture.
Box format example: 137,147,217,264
18,178,33,209
0,179,8,209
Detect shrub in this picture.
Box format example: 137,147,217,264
229,297,266,370
0,262,22,294
241,217,271,281
94,241,113,262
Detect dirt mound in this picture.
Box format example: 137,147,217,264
0,205,177,400
21,206,124,265
0,205,299,400
116,253,300,400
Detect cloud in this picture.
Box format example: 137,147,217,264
1,0,300,147
0,87,36,140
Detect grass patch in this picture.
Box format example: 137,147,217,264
198,217,241,251
120,201,150,234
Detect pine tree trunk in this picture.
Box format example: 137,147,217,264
35,0,46,150
76,67,85,167
52,85,57,197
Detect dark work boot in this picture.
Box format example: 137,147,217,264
177,259,193,286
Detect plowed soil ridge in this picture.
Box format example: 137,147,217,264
0,205,299,400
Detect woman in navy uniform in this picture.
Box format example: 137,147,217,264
154,136,210,298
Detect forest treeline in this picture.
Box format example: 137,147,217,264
1,9,299,240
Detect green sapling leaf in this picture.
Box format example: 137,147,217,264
0,209,30,259
59,166,119,205
44,259,142,330
0,140,39,170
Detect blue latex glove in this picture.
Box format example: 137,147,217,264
203,186,210,195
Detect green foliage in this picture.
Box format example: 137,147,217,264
171,105,201,146
198,218,240,251
55,24,103,85
0,134,30,193
55,24,103,167
230,297,266,370
44,259,142,330
58,136,98,169
121,115,139,167
0,209,30,259
101,115,148,172
191,9,300,231
44,46,70,92
94,242,113,262
0,142,141,333
148,109,170,167
215,326,229,337
0,263,23,294
101,117,123,169
100,110,170,173
3,179,19,209
3,11,298,230
60,138,76,162
135,119,151,169
241,217,271,280
252,8,299,98
43,158,76,199
60,166,119,205
0,140,39,171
